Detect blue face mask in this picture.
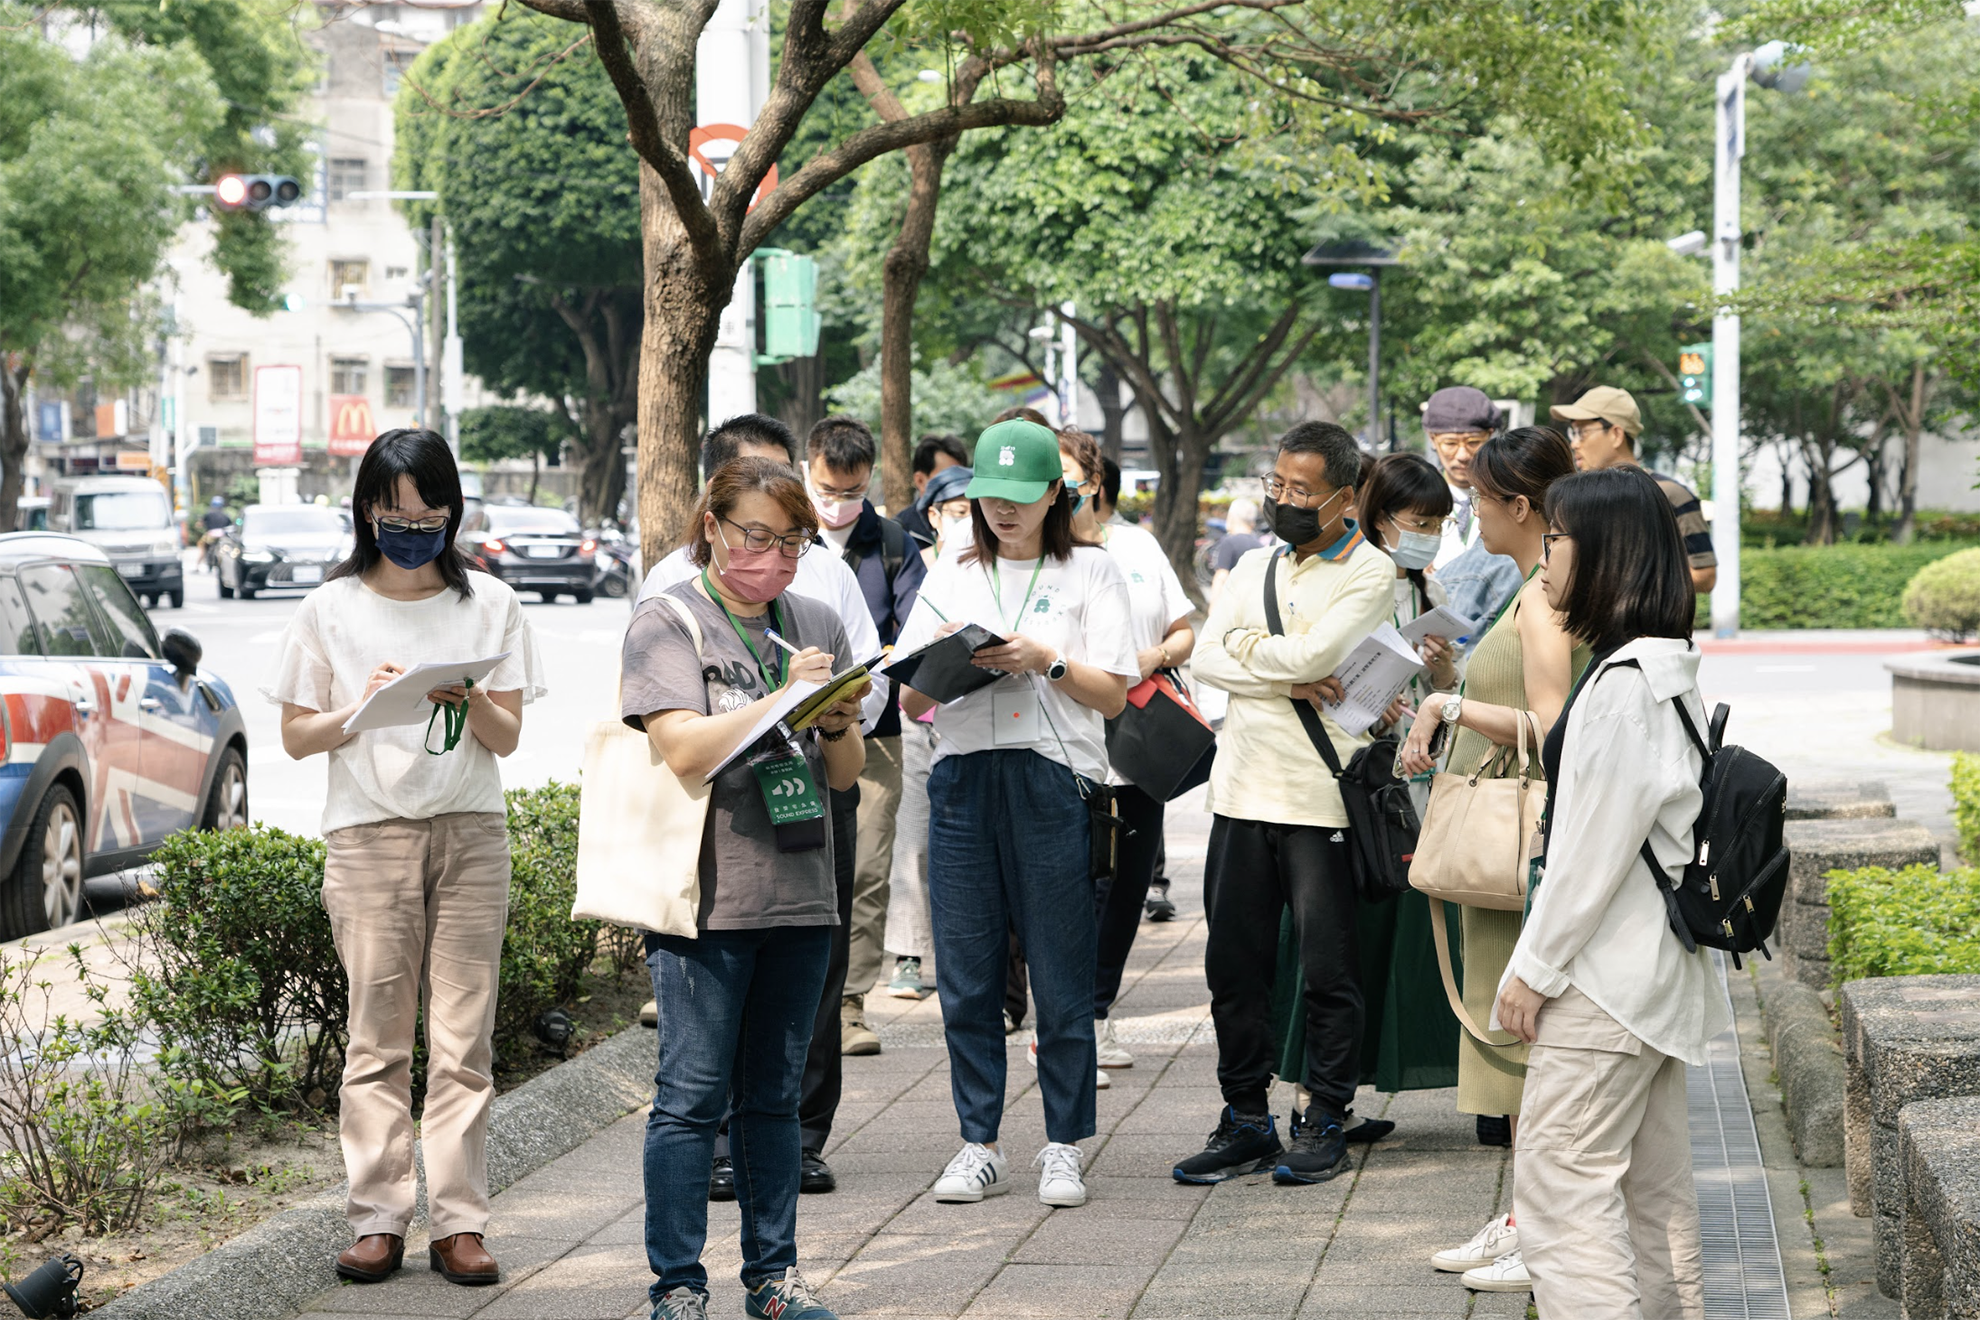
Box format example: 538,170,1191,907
1069,493,1085,516
375,523,448,570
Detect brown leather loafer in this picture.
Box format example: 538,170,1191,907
335,1233,404,1283
429,1232,500,1286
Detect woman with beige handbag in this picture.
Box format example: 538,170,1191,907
1397,426,1585,1295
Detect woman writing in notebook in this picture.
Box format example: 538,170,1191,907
892,418,1138,1211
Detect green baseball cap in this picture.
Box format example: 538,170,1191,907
966,419,1065,504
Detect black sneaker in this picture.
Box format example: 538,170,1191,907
1172,1107,1282,1184
1476,1115,1512,1148
1291,1107,1395,1145
709,1155,736,1202
1144,882,1176,922
800,1150,836,1194
1274,1107,1349,1185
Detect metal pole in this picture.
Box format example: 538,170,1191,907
411,288,427,430
1709,56,1747,638
1368,269,1381,452
429,214,445,438
444,229,463,456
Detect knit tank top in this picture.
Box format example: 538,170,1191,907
1446,585,1590,781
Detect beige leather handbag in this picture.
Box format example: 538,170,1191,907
572,594,709,939
1409,710,1544,1043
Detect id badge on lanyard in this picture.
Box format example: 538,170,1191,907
991,683,1040,746
749,741,827,853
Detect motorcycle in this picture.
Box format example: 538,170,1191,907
590,529,636,598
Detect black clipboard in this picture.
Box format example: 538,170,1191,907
881,624,1007,703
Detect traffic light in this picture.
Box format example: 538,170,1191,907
1678,342,1712,407
757,249,821,363
212,174,302,212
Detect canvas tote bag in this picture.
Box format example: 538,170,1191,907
572,594,710,939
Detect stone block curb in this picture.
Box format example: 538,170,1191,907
94,1026,654,1320
1754,958,1845,1167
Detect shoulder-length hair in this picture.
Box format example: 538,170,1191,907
685,457,819,568
961,484,1076,567
327,428,473,600
1545,466,1695,653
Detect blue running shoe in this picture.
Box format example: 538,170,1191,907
652,1287,709,1320
1172,1106,1281,1184
1274,1107,1348,1185
744,1267,837,1320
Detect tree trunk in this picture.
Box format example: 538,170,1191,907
1895,361,1927,546
1804,443,1838,546
1144,408,1212,610
770,352,825,442
528,449,541,507
1096,358,1125,463
0,359,29,534
578,407,629,528
876,137,958,513
1864,437,1885,523
636,169,732,572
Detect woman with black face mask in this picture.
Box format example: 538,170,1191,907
270,429,544,1291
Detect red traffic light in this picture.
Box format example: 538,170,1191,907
211,173,302,212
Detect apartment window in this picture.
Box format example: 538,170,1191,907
330,357,369,395
382,49,416,99
207,355,247,401
384,265,409,281
328,158,367,202
329,258,369,301
384,365,416,409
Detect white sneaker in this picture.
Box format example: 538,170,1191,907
1461,1250,1532,1292
1026,1041,1109,1088
1035,1142,1087,1207
933,1143,1010,1202
1431,1212,1519,1272
1096,1018,1135,1069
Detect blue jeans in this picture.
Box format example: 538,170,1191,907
642,925,831,1301
928,749,1097,1146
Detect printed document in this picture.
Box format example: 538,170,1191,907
1321,623,1427,736
1396,605,1478,646
342,654,512,734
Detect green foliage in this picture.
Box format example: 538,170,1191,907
1707,542,1976,629
1902,548,1980,639
1827,864,1980,986
460,406,574,467
126,826,347,1114
1951,752,1980,861
823,358,1004,445
496,781,599,1055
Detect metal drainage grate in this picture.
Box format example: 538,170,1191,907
1690,952,1791,1320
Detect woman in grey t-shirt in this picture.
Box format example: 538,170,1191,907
619,457,865,1320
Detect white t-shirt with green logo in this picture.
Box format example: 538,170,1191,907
893,545,1137,781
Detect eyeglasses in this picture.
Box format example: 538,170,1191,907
811,477,869,501
375,514,449,534
1261,476,1341,508
1541,531,1573,561
720,515,816,559
1388,513,1456,537
1429,432,1491,453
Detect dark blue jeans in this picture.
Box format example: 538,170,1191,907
642,924,831,1301
928,749,1097,1146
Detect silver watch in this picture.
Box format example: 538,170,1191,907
1439,694,1464,725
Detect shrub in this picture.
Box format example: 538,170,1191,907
1826,864,1980,986
1903,547,1980,639
496,781,599,1056
126,826,346,1115
1694,541,1978,631
1954,753,1980,861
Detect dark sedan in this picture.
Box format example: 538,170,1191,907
218,505,353,600
459,505,596,603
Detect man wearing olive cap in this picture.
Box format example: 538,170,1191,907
1552,386,1717,594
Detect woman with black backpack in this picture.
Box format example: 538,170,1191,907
1492,465,1731,1320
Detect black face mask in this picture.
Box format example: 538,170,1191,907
1260,487,1346,548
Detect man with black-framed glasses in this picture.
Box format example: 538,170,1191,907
1422,386,1525,650
1552,386,1717,594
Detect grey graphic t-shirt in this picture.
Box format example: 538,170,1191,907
619,581,850,931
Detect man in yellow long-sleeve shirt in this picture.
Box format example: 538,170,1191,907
1173,421,1395,1189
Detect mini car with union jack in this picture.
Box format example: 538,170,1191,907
0,533,248,941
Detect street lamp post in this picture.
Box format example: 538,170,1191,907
1302,242,1399,451
336,291,427,429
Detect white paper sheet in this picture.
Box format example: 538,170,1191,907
702,655,883,783
1396,604,1478,646
1320,622,1427,736
341,653,512,734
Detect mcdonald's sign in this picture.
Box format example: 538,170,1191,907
329,394,376,457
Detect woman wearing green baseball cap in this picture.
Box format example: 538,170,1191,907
892,417,1141,1210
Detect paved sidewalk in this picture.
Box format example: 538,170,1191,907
294,802,1533,1320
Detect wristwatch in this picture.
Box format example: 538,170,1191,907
1045,654,1069,683
1439,694,1464,725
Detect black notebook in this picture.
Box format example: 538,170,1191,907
881,624,1007,703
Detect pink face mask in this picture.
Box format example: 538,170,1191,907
808,480,863,530
713,524,800,603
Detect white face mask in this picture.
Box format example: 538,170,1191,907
1386,522,1443,571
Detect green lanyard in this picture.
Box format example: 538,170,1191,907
423,679,474,755
988,556,1047,633
703,568,786,689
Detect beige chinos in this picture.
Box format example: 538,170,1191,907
1513,987,1704,1320
847,733,904,995
323,812,512,1240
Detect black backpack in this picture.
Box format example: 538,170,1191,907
1604,659,1791,966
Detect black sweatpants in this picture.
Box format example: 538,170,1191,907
1204,814,1361,1116
1092,784,1165,1018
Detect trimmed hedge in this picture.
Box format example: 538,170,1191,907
1827,863,1980,986
1955,752,1980,861
1695,541,1979,630
1903,547,1980,639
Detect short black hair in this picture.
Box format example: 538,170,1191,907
1545,466,1695,653
913,433,970,476
1278,421,1365,492
1100,456,1122,512
328,428,472,600
807,415,877,474
702,413,797,480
